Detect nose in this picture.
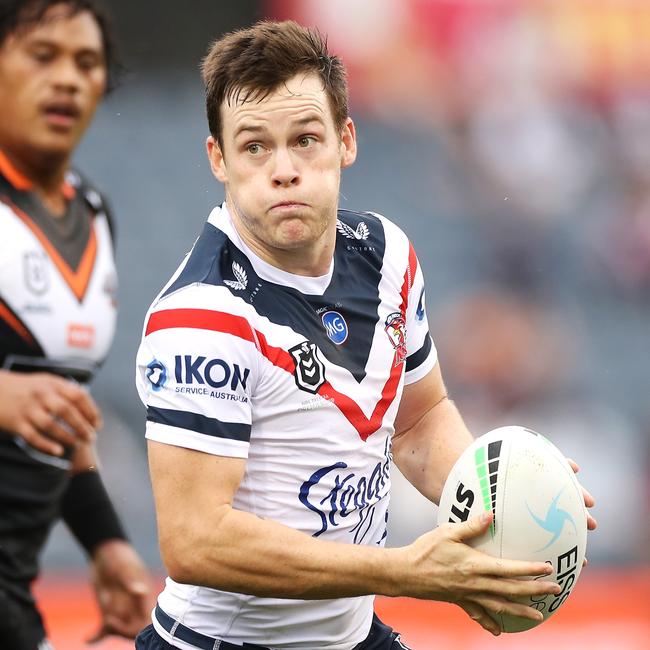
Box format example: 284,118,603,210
51,56,81,93
271,147,299,187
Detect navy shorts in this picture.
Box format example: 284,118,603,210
135,612,412,649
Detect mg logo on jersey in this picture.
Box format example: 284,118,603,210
384,311,407,366
289,341,326,394
321,311,348,345
174,355,250,391
23,251,49,295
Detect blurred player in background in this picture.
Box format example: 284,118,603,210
136,20,595,650
0,1,153,648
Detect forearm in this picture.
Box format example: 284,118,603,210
162,505,402,600
393,395,473,504
63,444,127,555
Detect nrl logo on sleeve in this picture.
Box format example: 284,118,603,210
224,261,248,291
336,220,369,241
289,341,326,394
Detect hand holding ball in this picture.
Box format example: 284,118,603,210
437,426,588,632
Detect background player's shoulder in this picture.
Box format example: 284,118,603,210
66,168,116,242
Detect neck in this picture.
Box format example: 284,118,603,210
0,146,70,215
227,199,335,277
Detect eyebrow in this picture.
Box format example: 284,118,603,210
233,115,326,140
27,37,104,56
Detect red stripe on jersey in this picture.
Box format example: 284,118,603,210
145,244,415,442
318,250,415,440
145,308,256,343
400,241,418,312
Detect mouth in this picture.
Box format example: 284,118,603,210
270,201,308,212
41,101,82,130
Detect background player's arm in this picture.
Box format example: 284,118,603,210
0,369,99,455
148,438,560,632
392,363,473,504
66,443,153,640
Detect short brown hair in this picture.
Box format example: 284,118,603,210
201,20,348,146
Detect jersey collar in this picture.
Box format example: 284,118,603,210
208,203,334,296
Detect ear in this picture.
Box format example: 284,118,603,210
206,136,228,183
340,117,357,169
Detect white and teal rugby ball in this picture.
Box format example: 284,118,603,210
437,426,587,633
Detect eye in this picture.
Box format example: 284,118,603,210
246,143,263,155
297,136,316,148
30,47,54,63
76,51,103,72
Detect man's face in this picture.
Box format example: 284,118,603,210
0,5,107,161
208,72,357,257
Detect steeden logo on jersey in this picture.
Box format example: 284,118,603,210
299,438,392,544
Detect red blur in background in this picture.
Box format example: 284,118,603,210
35,569,650,650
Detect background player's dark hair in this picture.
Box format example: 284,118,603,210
0,0,121,92
201,20,349,147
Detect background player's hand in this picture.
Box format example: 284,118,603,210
87,539,154,642
0,370,100,456
395,512,561,636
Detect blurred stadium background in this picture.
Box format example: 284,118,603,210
38,0,649,647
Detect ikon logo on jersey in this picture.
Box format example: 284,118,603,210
290,341,326,394
174,355,250,391
321,311,348,345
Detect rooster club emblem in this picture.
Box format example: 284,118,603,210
336,220,369,241
384,311,407,366
289,341,326,394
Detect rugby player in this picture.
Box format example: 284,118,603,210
0,1,152,647
136,20,595,650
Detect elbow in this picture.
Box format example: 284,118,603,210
160,535,201,585
158,505,231,586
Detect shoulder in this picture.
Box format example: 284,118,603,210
67,168,116,240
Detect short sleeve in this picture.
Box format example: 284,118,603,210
403,249,437,385
135,302,258,458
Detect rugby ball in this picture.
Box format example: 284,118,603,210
437,426,587,632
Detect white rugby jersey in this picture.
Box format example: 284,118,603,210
136,204,436,650
0,157,117,469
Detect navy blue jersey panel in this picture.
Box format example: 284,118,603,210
162,211,387,382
